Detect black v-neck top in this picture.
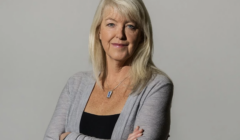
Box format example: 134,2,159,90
80,111,120,139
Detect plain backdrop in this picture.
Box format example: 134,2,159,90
0,0,239,140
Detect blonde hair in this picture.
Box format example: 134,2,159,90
89,0,167,95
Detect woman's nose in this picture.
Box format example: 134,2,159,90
116,27,126,40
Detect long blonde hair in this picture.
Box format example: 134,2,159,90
89,0,167,95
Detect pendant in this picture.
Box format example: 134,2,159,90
107,91,113,98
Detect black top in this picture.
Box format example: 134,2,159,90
80,111,120,139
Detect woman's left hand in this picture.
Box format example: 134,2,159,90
60,132,71,140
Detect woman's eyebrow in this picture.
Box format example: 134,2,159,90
105,18,117,22
105,18,135,24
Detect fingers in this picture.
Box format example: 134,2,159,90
133,126,139,132
128,132,142,140
134,126,144,133
60,132,71,140
135,126,144,133
127,126,144,140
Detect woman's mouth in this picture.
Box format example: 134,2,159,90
111,43,128,48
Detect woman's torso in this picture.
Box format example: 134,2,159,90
62,71,172,140
81,79,131,138
83,80,131,115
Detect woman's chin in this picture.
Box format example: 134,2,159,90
108,56,129,63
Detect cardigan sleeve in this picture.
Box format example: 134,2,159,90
64,132,109,140
43,79,72,140
43,77,110,140
133,81,174,140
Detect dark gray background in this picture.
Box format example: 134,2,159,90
0,0,239,139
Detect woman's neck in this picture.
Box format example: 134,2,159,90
106,65,130,82
105,57,131,83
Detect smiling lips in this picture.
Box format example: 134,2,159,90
111,43,128,48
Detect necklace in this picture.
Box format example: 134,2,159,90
106,77,128,98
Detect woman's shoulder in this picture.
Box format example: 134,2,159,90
140,73,174,99
148,72,173,87
70,70,94,78
66,70,95,85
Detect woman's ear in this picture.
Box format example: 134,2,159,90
99,32,101,40
99,27,101,40
138,31,144,44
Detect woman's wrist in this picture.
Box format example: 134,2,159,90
60,132,71,140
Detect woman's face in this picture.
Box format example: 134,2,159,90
99,6,141,63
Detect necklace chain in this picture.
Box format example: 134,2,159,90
106,76,128,98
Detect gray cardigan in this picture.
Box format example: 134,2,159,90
44,71,173,140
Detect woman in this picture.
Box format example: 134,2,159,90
44,0,173,140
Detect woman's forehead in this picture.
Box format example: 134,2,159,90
102,6,134,23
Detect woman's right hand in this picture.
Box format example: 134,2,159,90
127,126,144,140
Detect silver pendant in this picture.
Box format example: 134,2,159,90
107,91,113,98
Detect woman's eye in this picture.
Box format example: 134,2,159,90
127,25,136,30
107,23,115,27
